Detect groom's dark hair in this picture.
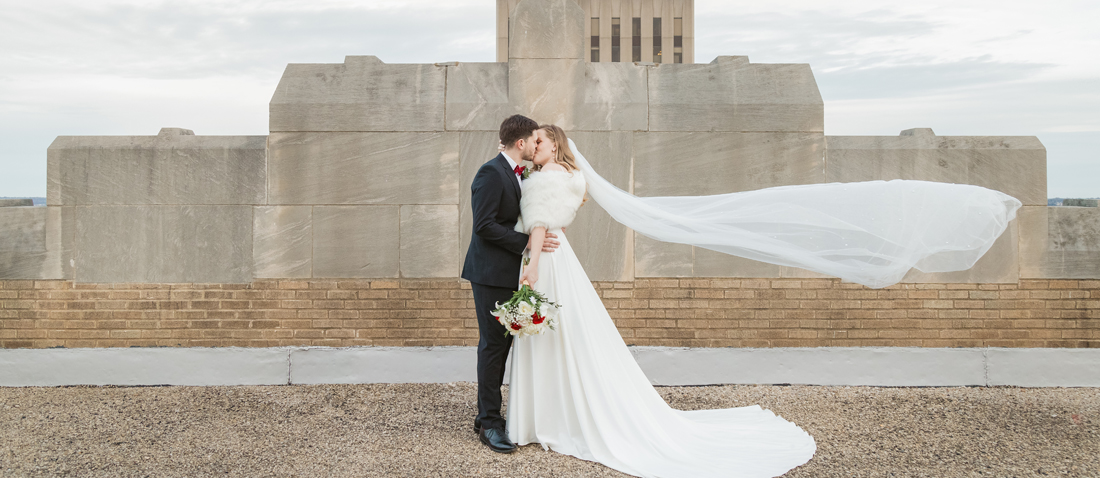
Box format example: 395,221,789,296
499,114,539,149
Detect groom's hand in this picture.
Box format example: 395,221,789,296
530,232,560,253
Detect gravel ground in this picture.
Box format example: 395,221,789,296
0,383,1097,477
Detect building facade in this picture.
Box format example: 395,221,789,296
497,0,694,63
3,0,1098,389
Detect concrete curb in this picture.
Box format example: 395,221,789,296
0,347,291,387
290,347,477,384
630,347,988,386
2,346,1098,387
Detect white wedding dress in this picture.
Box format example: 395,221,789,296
504,140,1019,477
506,170,816,477
508,226,817,477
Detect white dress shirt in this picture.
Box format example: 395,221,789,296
501,152,523,190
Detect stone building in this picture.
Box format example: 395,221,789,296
498,0,694,63
0,0,1097,386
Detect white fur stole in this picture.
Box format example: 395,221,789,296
514,170,587,233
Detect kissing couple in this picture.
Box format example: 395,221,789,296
459,114,1018,477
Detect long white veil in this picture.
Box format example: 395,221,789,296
568,139,1022,289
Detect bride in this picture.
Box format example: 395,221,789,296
509,125,813,478
504,124,1019,477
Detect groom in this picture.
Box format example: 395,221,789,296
461,114,559,454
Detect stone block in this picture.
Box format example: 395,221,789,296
632,130,824,279
508,59,585,130
1019,206,1049,279
576,63,649,132
0,207,44,254
1020,206,1100,279
0,206,68,280
1050,207,1100,251
566,132,634,281
648,57,824,133
0,199,33,207
508,0,585,60
692,248,783,279
825,132,1047,206
458,132,502,269
267,132,460,205
46,132,267,206
445,63,513,131
901,218,1020,283
74,206,253,283
645,244,833,280
312,206,399,278
635,235,692,277
400,205,460,278
254,206,312,279
0,207,46,279
632,132,826,196
270,56,447,132
56,206,75,280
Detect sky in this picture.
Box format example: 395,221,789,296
1,0,1097,198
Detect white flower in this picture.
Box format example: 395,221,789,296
538,303,550,318
517,301,535,318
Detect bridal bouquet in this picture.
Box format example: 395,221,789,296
492,281,561,337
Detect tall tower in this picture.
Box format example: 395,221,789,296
497,0,694,64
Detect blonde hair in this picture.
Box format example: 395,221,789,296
537,124,588,205
537,124,579,173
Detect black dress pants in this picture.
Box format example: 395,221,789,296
471,282,516,431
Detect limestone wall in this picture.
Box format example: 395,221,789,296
2,0,1097,286
34,128,266,283
0,206,61,280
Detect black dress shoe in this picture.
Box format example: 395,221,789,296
474,419,504,433
479,426,516,454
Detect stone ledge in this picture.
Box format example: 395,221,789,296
2,346,1098,387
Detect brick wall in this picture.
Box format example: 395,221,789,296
1,279,1097,349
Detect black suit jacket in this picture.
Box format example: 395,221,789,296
461,154,530,289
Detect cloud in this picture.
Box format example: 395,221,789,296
814,56,1053,101
0,0,1097,197
693,3,1099,198
0,1,497,81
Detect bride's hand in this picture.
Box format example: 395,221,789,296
497,141,505,152
519,266,538,286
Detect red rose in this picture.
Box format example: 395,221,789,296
510,322,522,330
532,314,544,325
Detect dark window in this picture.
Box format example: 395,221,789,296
674,17,683,63
653,18,662,63
611,17,621,62
632,17,641,62
591,17,600,62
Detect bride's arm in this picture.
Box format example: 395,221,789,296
519,226,546,285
